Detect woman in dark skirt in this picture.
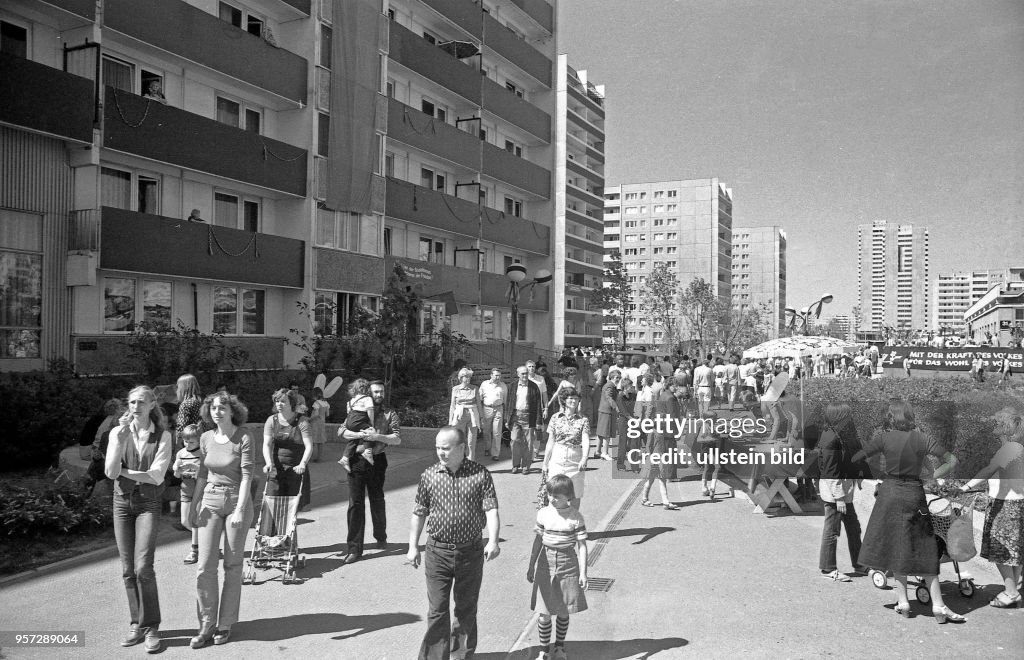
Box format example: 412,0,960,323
855,401,963,622
595,369,621,461
262,388,312,510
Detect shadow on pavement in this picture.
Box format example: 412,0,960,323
480,637,688,659
589,526,675,544
219,611,422,642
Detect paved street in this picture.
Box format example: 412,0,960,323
1,431,1022,659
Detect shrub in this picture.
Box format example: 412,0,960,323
801,376,1024,478
0,360,121,470
0,470,112,537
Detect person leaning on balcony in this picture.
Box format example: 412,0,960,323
449,368,483,462
186,209,205,223
104,385,173,654
142,79,166,103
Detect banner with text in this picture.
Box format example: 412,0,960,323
880,346,1023,371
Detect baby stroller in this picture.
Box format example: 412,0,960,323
869,489,983,602
243,468,306,585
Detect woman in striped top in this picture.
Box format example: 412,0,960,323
527,474,588,660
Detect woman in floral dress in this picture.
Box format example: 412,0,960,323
542,388,590,510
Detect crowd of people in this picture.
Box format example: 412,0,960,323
85,346,1023,657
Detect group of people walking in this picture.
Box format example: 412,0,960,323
98,353,1024,657
815,400,1024,623
103,373,400,653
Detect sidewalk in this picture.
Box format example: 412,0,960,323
1,428,1022,658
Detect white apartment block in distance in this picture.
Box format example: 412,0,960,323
731,226,786,338
553,55,606,349
603,178,733,349
857,220,930,333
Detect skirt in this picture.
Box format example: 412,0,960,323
859,480,939,575
981,498,1024,566
268,464,311,510
548,442,585,499
596,411,616,438
531,546,588,616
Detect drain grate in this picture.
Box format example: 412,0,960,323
586,577,614,592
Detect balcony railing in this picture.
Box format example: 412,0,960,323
104,87,307,196
103,0,307,104
0,53,94,143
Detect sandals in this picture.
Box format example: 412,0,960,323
894,603,910,618
664,503,679,510
932,606,966,624
990,591,1022,608
640,499,654,507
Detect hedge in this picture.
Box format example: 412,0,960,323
0,470,112,537
801,376,1024,478
0,361,451,472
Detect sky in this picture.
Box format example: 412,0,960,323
557,0,1024,321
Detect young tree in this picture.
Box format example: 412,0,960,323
718,301,774,355
677,277,719,356
641,262,680,352
591,252,632,350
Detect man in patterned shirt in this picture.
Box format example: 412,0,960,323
407,426,500,660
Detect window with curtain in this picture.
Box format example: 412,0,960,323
241,289,265,334
214,192,239,227
0,211,42,358
101,167,132,210
143,280,171,330
216,97,240,127
102,56,134,92
212,286,237,334
103,278,136,332
0,20,28,59
313,291,336,335
137,176,159,215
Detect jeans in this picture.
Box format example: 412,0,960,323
419,540,484,660
481,406,504,457
347,455,388,555
113,490,162,629
509,412,534,471
195,484,253,629
819,501,863,572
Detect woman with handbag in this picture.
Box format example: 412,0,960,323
854,401,963,622
959,407,1024,608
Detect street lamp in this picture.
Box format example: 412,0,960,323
506,264,551,369
786,294,833,335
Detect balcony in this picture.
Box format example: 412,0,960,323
384,256,547,311
566,107,604,142
385,178,549,255
389,21,481,104
481,75,551,142
565,206,604,230
96,207,304,288
0,53,94,144
388,100,550,197
315,249,385,293
567,81,605,118
483,12,551,87
419,0,484,37
39,0,95,20
506,0,554,34
104,87,307,197
103,0,307,104
566,181,604,209
566,157,603,188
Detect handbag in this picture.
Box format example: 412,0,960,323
945,512,977,562
501,426,512,447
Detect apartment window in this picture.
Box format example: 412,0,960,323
624,193,638,201
383,227,392,255
625,207,639,215
667,232,678,240
504,197,523,217
653,205,665,214
666,261,677,268
101,167,161,215
219,2,243,27
666,246,677,254
320,25,332,68
317,113,330,157
102,55,134,92
213,286,265,335
214,192,260,231
316,207,379,254
667,190,678,198
653,233,664,241
418,237,444,263
1,20,28,59
0,211,42,357
504,140,523,157
423,31,437,45
216,96,261,133
503,255,522,271
505,81,523,97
